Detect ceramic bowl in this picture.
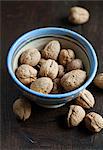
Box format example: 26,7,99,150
7,27,97,108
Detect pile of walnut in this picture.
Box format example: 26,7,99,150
13,88,103,133
16,40,87,94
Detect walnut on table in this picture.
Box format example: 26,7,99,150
67,105,86,127
84,112,103,132
94,73,103,89
68,6,90,25
13,98,31,121
76,89,95,109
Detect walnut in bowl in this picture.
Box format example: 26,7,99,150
7,27,97,108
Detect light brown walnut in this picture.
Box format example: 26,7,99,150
68,6,90,24
76,89,95,109
57,65,65,78
59,49,75,66
66,59,83,72
13,98,31,121
61,69,86,91
30,77,53,94
84,112,103,132
51,78,62,94
94,73,103,89
20,48,41,66
41,40,60,60
67,105,85,127
16,64,37,85
39,59,58,79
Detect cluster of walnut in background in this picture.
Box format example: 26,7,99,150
16,40,86,94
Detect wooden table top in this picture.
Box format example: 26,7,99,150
1,1,103,150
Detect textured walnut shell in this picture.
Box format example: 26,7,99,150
30,77,53,94
68,6,90,24
20,48,41,66
84,112,103,132
41,40,60,60
66,59,83,72
36,58,47,70
94,73,103,89
13,98,31,121
39,58,47,66
67,105,85,127
57,65,65,78
51,78,62,94
76,89,95,109
39,59,58,79
61,69,86,91
16,64,37,85
59,49,75,66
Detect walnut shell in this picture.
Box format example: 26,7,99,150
41,40,60,60
39,58,47,66
66,59,83,72
39,59,58,79
30,77,53,94
20,48,41,66
51,78,62,94
13,98,31,121
16,64,37,85
57,65,65,78
84,112,103,132
59,49,75,66
67,105,85,127
68,6,90,24
61,69,86,91
76,89,95,109
94,73,103,89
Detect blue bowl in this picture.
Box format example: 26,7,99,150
7,27,97,108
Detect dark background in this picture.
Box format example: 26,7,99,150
1,1,103,150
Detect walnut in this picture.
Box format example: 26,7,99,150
76,89,95,109
67,105,85,127
59,49,75,66
39,58,47,66
20,48,41,66
13,98,31,121
66,59,83,72
39,59,58,79
61,69,86,91
57,65,65,78
36,58,47,70
30,77,53,94
94,73,103,89
68,6,90,24
16,64,37,85
51,78,62,94
41,40,60,60
84,112,103,132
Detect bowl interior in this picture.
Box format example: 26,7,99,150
12,35,90,76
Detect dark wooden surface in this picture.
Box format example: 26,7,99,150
1,1,103,150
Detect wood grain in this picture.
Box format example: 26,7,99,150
1,1,103,150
